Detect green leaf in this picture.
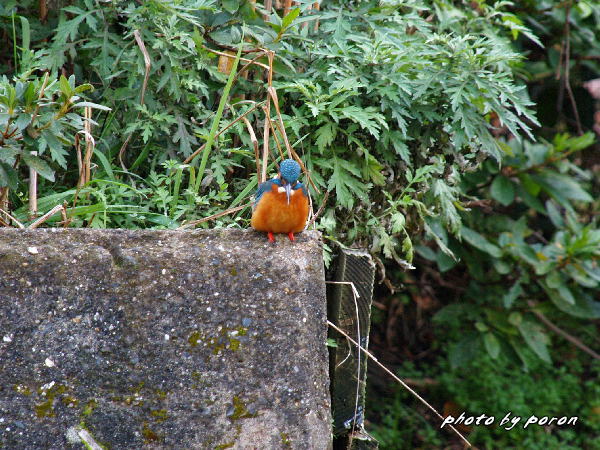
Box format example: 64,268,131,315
0,161,18,189
73,84,94,94
314,122,336,151
436,251,457,272
21,152,55,182
545,200,564,228
518,320,551,363
14,113,31,131
449,333,480,369
222,0,238,13
483,332,500,359
72,101,111,111
325,156,369,209
59,75,72,97
390,212,405,234
335,105,387,139
461,227,502,258
282,8,301,29
40,130,67,169
490,175,515,206
532,171,593,205
20,16,30,51
503,280,522,308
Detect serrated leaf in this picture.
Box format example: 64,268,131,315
315,122,336,151
326,156,369,209
391,212,405,234
40,130,67,168
518,320,551,363
490,175,515,206
335,105,387,139
21,153,54,182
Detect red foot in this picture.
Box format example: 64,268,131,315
288,232,295,242
267,232,275,243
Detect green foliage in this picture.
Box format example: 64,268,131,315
429,133,599,366
2,0,538,244
1,1,599,447
0,73,106,189
370,355,600,449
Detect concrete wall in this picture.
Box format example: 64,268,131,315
0,228,331,449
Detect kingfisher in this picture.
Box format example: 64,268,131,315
251,158,309,243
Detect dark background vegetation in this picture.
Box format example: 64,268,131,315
0,1,598,448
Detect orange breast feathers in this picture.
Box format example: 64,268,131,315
251,184,309,234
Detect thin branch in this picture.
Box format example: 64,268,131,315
528,301,600,360
178,202,251,229
242,116,261,182
560,5,583,135
305,190,329,228
327,320,472,448
203,46,270,71
133,29,151,106
0,208,24,228
118,30,152,170
28,204,65,229
261,104,270,183
28,151,38,219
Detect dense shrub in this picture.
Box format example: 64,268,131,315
1,1,598,448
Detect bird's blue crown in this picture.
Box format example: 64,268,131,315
279,159,301,183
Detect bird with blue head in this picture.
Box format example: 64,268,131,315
251,158,309,243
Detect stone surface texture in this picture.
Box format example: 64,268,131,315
0,228,331,449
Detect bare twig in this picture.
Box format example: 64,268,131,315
261,105,270,183
178,202,251,229
39,0,48,23
305,190,329,228
264,104,285,159
27,204,66,229
327,320,472,448
528,301,600,360
84,106,94,184
29,151,38,219
264,0,273,20
133,30,151,106
118,30,152,169
559,5,583,135
0,208,24,228
267,87,293,158
242,116,261,182
204,46,270,71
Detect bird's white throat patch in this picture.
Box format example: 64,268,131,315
278,187,295,195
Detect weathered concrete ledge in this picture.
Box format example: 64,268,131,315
0,228,331,449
